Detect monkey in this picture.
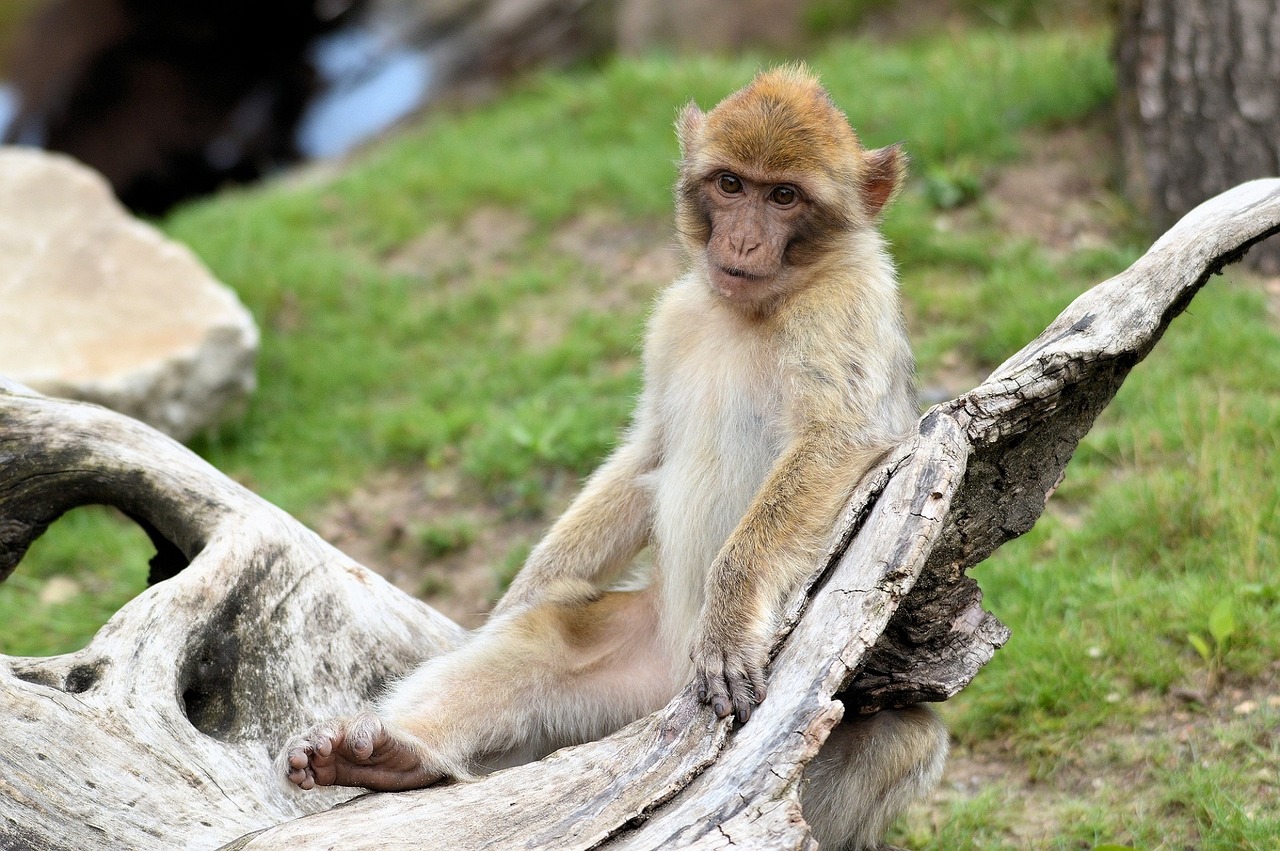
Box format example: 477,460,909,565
283,64,947,849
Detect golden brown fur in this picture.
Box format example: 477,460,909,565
284,65,946,849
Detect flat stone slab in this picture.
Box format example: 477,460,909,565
0,147,258,440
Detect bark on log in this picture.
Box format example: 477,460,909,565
2,180,1279,850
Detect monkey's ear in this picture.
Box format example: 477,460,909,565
676,102,705,157
860,144,907,218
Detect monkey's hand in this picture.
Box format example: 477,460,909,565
691,624,770,723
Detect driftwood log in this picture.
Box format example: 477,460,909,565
2,180,1278,850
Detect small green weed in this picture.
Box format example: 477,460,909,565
415,519,477,560
1188,598,1237,693
923,161,984,210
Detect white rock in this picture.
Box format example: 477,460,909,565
0,147,258,440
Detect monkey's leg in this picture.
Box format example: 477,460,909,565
285,588,674,792
800,705,948,851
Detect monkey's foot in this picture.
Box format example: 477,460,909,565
285,711,444,792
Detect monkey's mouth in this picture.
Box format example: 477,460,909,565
718,265,767,282
708,264,776,300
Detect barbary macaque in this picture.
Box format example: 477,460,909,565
285,65,947,849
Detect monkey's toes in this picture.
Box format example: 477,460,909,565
283,723,346,789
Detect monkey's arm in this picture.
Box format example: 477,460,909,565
693,424,887,722
493,430,658,616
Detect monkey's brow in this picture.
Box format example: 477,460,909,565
704,166,809,189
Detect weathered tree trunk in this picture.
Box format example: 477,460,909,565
1116,0,1280,272
2,181,1278,850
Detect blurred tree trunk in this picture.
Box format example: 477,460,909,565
1115,0,1280,273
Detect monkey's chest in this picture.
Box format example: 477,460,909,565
652,348,789,562
648,351,786,656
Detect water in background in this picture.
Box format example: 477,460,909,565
296,23,435,159
0,85,17,142
0,21,435,166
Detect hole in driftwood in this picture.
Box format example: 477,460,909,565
63,659,107,693
0,506,154,657
123,512,192,584
179,604,244,741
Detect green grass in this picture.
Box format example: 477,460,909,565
897,700,1280,850
3,20,1278,848
0,508,153,657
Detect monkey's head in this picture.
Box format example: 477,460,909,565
675,64,904,311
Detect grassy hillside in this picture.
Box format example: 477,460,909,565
2,22,1277,849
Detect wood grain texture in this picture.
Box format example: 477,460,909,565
1,179,1277,850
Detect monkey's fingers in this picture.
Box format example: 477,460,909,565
708,679,736,720
725,657,769,723
342,712,384,761
725,671,755,723
694,655,734,719
747,661,768,705
285,749,314,790
701,658,767,721
287,765,316,790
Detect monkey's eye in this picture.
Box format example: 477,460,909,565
769,185,797,207
717,173,743,194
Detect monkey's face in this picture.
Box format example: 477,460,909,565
674,65,905,314
700,169,809,306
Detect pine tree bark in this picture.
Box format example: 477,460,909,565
1116,0,1280,272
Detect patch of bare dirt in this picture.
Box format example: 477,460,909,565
917,348,990,407
313,468,579,629
988,122,1119,255
506,210,679,352
931,117,1121,259
1262,274,1280,323
853,0,974,41
551,210,681,299
386,205,534,288
917,117,1124,405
